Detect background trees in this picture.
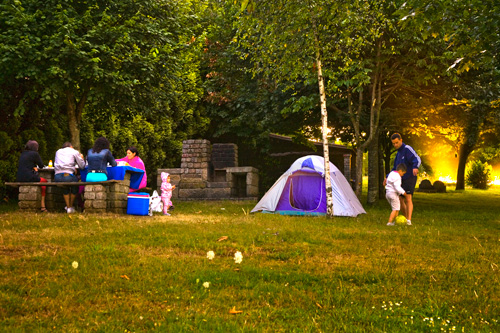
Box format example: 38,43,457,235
0,0,208,192
1,0,498,199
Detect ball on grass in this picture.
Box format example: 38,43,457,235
395,215,407,225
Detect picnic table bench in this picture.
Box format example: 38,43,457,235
5,179,131,213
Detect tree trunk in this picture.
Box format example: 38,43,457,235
367,135,379,205
315,57,333,217
351,41,383,199
455,118,482,190
67,92,81,151
66,90,88,152
354,149,363,197
455,141,475,190
378,149,386,199
312,18,333,217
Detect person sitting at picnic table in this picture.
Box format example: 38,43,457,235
54,142,86,213
16,140,48,212
86,136,116,182
116,146,147,191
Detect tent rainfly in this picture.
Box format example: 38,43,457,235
251,155,366,217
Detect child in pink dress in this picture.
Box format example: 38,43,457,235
160,172,175,216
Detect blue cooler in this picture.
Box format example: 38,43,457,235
127,192,150,216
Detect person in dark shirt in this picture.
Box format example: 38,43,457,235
16,140,48,212
86,137,117,182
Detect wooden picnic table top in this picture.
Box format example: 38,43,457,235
5,180,122,187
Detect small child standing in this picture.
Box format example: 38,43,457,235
385,163,407,226
160,172,176,216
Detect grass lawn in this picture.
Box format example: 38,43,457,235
0,187,499,332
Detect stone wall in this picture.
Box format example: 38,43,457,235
157,139,258,201
212,143,238,169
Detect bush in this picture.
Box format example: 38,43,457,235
419,179,433,190
433,180,446,193
466,160,492,189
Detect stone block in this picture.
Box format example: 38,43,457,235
19,186,30,193
246,172,259,186
207,188,231,199
226,166,258,174
23,186,41,193
120,184,130,193
179,181,207,189
108,183,119,192
108,200,127,208
247,185,259,197
92,200,107,209
182,174,204,180
19,200,38,209
84,191,96,200
178,188,207,199
19,192,40,201
93,185,105,192
108,192,128,201
95,191,107,200
108,208,127,214
207,182,231,188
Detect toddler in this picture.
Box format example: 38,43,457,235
385,163,407,226
160,172,175,216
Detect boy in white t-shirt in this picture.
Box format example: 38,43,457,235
385,163,407,226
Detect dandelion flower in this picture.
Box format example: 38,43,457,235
72,261,78,269
206,251,215,260
234,251,243,264
203,282,210,288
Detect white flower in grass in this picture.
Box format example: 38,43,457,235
203,282,210,288
72,261,79,269
234,251,243,264
206,251,215,260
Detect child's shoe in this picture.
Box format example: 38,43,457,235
406,220,412,226
164,212,171,216
387,222,395,226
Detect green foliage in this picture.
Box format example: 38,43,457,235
0,0,209,190
466,160,492,189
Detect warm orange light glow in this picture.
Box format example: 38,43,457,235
491,168,500,186
429,158,459,184
438,175,456,184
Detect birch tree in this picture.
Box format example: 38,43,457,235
236,0,369,217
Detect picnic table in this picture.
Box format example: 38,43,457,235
6,166,145,213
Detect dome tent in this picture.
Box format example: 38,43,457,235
251,155,366,217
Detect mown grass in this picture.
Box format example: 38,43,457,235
0,188,499,332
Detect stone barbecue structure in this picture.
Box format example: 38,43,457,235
158,140,259,201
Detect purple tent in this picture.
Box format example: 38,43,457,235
252,155,366,217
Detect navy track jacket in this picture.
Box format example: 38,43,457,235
390,143,421,181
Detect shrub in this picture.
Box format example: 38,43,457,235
433,180,446,193
466,160,492,189
419,179,433,190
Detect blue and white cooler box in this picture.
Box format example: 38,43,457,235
127,192,150,216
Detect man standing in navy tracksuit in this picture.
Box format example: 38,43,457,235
383,133,421,225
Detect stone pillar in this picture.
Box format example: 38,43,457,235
18,186,41,211
181,139,211,182
84,184,108,213
246,168,259,197
107,182,130,214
